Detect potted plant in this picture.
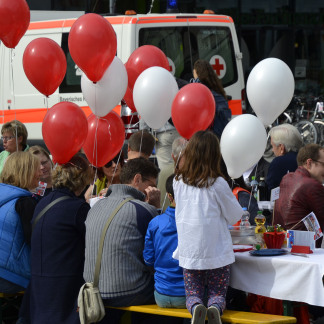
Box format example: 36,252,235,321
263,224,286,249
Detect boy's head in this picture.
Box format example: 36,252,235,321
166,173,175,206
128,130,155,160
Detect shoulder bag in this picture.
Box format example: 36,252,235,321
78,197,134,324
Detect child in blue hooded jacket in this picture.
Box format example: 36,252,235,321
143,173,186,308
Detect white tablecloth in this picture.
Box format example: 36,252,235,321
230,249,324,307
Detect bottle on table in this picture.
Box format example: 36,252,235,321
257,176,267,201
240,207,251,228
250,176,258,200
254,210,266,249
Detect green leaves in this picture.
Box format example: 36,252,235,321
266,224,284,232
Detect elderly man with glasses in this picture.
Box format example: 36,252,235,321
274,144,324,247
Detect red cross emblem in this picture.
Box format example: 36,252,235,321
211,58,224,76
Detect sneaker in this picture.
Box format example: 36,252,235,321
191,304,207,324
207,306,222,324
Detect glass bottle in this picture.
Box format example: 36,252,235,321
240,207,251,228
250,176,258,200
258,176,267,201
254,210,266,249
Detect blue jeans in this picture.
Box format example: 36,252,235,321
154,290,186,308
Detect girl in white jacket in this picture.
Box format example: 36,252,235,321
173,130,242,324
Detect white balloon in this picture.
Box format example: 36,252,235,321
220,114,267,179
133,66,179,129
246,58,295,126
81,56,128,117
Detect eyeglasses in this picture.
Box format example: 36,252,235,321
1,136,15,142
312,159,324,167
62,161,82,170
104,156,120,168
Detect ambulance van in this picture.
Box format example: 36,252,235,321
0,12,245,143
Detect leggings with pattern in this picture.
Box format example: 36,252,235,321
183,265,230,314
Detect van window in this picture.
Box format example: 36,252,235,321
138,26,238,87
60,33,82,93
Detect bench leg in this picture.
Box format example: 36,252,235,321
283,300,294,316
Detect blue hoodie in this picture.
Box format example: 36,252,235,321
143,206,185,296
0,183,32,288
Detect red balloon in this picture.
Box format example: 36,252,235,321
171,83,216,139
123,86,136,112
83,112,125,167
126,45,170,90
42,102,88,164
23,38,67,96
68,13,117,82
0,0,30,48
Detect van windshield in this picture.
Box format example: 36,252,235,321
138,26,238,87
60,25,238,93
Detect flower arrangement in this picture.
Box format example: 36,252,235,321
263,224,285,249
265,224,284,233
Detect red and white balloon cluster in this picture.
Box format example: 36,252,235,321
0,2,224,166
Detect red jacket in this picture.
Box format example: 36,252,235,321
274,166,324,235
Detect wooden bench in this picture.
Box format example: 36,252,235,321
108,304,297,323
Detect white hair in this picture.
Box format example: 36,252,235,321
269,124,303,152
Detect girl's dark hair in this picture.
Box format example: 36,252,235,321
175,131,223,188
193,59,227,99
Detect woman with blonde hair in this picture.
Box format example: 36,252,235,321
20,154,92,324
29,145,53,195
173,131,242,324
0,151,41,293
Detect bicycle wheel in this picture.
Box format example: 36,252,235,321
294,120,318,144
314,120,324,146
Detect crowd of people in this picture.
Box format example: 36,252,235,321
1,59,324,324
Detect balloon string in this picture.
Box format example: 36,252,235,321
139,129,144,154
89,80,99,197
248,162,259,210
10,49,19,152
10,49,16,111
89,168,99,199
161,139,187,211
44,96,49,111
107,148,123,190
91,116,99,171
105,110,136,194
104,111,135,193
88,117,100,199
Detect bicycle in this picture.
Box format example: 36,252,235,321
277,96,319,145
312,100,324,146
